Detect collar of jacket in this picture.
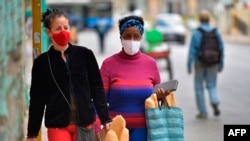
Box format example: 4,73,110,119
48,43,73,56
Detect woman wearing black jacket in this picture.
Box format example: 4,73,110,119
26,8,111,141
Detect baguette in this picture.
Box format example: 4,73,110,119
145,92,176,108
101,115,129,141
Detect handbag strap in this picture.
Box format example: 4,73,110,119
157,91,171,110
47,53,72,109
157,99,170,110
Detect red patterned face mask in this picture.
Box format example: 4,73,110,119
52,30,70,46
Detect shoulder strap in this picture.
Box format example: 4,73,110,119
198,27,217,34
197,27,205,33
211,28,217,33
47,53,72,109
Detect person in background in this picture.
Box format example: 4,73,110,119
99,15,169,141
26,8,111,141
187,9,224,119
94,15,110,54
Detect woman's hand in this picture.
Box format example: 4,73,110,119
104,122,112,130
155,88,169,99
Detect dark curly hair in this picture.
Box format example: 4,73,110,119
41,8,68,29
118,15,144,32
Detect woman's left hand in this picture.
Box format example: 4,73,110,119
104,122,112,130
155,88,169,99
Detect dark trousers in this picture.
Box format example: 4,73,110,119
97,33,105,53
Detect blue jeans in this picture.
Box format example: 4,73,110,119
194,63,220,115
128,127,147,141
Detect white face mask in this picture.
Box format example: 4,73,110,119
121,39,141,55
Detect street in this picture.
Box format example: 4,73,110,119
165,39,250,141
38,29,250,141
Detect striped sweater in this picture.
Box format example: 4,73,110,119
100,49,161,128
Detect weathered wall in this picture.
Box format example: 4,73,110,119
0,0,26,140
233,9,250,35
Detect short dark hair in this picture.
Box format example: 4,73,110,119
199,9,210,23
41,8,68,29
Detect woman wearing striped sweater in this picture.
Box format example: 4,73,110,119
100,15,167,141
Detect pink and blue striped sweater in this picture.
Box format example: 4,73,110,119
100,49,161,128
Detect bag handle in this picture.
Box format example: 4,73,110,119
157,91,171,110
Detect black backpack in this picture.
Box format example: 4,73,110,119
197,27,221,66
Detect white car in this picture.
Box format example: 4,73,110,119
155,13,187,44
187,18,199,30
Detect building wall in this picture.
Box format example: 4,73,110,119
0,0,26,140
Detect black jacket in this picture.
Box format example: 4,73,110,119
27,44,111,137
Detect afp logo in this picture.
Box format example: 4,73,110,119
224,125,249,141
